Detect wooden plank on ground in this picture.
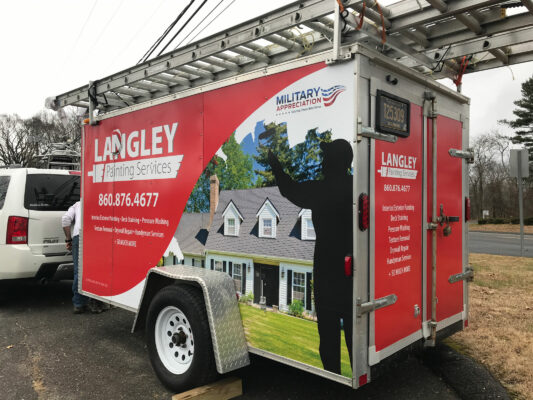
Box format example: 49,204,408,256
172,377,242,400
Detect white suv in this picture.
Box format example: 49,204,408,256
0,168,80,281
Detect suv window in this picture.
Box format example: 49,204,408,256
0,176,10,209
24,174,80,211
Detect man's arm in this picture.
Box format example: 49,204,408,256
63,226,72,251
267,150,318,209
62,204,76,251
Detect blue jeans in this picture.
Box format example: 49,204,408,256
72,236,88,307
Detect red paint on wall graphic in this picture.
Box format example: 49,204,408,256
426,116,463,322
82,63,325,296
374,104,423,352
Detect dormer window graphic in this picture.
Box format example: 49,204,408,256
299,209,315,240
256,198,280,238
227,218,236,235
263,219,273,236
222,200,243,236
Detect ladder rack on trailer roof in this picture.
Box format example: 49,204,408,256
47,0,533,117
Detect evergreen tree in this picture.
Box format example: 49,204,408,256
255,122,334,186
292,128,332,181
185,133,254,212
187,123,336,211
506,76,533,169
217,133,254,190
254,122,296,186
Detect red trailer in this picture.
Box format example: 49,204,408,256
47,0,485,393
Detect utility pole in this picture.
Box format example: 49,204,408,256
510,149,529,257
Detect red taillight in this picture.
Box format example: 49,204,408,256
6,216,28,244
465,197,471,221
358,193,369,231
345,256,353,277
464,319,469,328
359,374,368,386
69,170,81,175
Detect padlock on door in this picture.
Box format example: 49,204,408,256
438,204,460,236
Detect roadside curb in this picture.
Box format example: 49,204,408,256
469,230,533,236
421,344,510,400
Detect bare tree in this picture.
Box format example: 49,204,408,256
469,131,512,220
0,110,82,168
0,114,39,166
24,109,82,156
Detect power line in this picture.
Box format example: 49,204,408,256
172,0,227,50
62,0,99,67
138,0,196,64
88,0,126,55
138,0,195,64
155,0,209,57
104,0,167,73
182,0,237,47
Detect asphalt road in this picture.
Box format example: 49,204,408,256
0,280,507,400
469,231,533,257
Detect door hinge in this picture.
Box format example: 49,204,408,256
356,294,397,317
449,148,474,164
448,267,474,284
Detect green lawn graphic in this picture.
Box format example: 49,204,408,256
239,304,352,378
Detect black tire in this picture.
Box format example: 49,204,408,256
146,284,217,392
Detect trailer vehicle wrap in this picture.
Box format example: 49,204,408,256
76,44,470,391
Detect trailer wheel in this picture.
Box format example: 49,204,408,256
146,284,217,392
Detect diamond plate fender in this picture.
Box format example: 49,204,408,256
132,265,250,374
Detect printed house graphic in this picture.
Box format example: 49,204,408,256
173,176,316,313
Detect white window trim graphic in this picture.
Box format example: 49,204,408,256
292,271,305,306
226,218,236,236
233,263,242,292
305,218,315,240
298,209,315,240
256,199,279,239
223,201,243,236
262,218,273,238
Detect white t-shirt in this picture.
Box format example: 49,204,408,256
62,201,81,238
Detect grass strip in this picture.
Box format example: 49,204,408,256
239,304,352,377
447,254,533,399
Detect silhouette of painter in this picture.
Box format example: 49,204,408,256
267,139,353,375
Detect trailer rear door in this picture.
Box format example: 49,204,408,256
426,115,465,328
364,76,467,367
369,101,425,364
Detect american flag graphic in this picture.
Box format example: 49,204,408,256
321,85,346,107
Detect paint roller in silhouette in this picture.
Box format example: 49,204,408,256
258,127,276,141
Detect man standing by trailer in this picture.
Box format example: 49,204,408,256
268,139,353,375
63,201,88,313
62,201,102,314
